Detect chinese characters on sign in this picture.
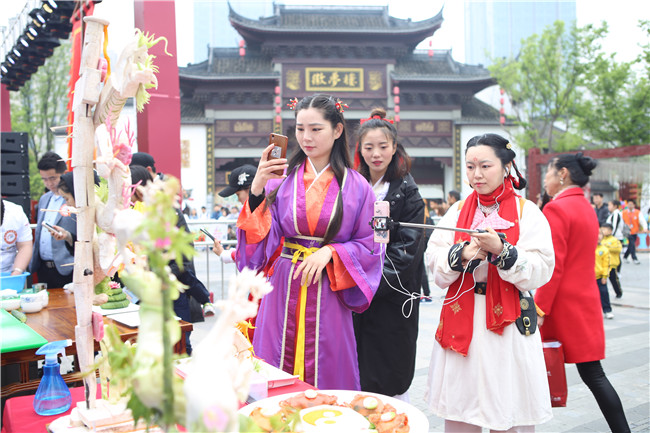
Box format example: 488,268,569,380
305,67,364,92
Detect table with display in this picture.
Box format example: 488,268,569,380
1,374,315,433
0,288,193,397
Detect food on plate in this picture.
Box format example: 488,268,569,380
299,405,371,432
347,394,386,417
279,390,338,410
368,409,410,433
248,392,412,433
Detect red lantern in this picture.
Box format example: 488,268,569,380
394,114,400,123
275,95,281,105
239,40,245,48
393,86,400,95
275,106,281,114
275,115,282,124
239,47,245,57
393,95,400,104
500,98,504,105
500,88,505,95
274,86,281,95
428,49,433,57
394,105,400,114
500,116,506,125
499,107,505,114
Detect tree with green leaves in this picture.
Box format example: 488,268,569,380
573,20,650,148
489,21,607,153
10,39,71,198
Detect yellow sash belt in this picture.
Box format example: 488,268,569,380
284,241,320,381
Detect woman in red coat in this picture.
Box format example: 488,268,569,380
536,153,629,433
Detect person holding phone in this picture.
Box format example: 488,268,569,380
425,134,555,432
352,107,425,401
236,94,382,390
30,152,76,288
211,164,257,264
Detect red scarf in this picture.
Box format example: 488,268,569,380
435,182,521,356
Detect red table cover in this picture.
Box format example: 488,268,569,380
2,381,314,433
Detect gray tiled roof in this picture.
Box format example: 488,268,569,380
460,97,500,123
229,4,443,34
180,49,277,79
180,101,208,123
393,52,492,82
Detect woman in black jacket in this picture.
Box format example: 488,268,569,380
353,107,426,400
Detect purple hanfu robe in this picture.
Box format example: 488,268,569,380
236,162,382,390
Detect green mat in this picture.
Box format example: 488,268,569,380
0,309,48,353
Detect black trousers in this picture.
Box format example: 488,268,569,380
608,267,622,297
576,361,630,433
623,234,637,261
36,263,73,288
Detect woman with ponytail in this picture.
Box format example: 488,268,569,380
536,153,630,432
352,107,425,401
425,133,555,432
236,94,382,390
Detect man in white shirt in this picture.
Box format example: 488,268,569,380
1,200,33,275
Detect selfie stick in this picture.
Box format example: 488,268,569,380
372,218,506,239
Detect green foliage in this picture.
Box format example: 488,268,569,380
573,50,650,147
10,39,71,168
489,21,607,153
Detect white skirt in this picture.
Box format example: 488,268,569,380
425,295,553,430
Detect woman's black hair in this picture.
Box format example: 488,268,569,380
130,165,153,186
549,152,597,188
466,133,527,190
57,171,101,198
356,107,410,183
266,94,350,245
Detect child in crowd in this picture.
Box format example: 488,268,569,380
601,223,623,299
595,229,613,319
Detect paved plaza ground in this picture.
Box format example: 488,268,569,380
193,248,649,432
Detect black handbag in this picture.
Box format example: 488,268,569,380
515,291,537,336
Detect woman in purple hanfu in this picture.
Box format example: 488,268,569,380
236,95,382,390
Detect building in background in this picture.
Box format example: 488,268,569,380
464,0,577,67
179,4,504,208
192,0,274,64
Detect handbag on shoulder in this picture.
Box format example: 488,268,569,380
515,290,537,336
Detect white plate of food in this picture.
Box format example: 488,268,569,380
238,389,429,433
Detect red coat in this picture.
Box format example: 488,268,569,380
535,187,605,363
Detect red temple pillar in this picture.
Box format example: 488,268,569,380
133,0,181,180
1,84,12,132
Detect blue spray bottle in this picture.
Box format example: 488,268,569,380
33,339,73,416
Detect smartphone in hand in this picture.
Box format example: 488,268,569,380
42,221,61,236
200,227,216,242
268,133,288,176
373,201,390,244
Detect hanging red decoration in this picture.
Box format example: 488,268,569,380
500,88,505,95
394,105,400,114
275,106,281,114
393,95,400,104
274,86,281,95
393,86,400,95
239,40,245,48
239,47,245,57
395,114,400,123
275,95,281,105
275,115,282,124
500,107,505,114
500,116,505,125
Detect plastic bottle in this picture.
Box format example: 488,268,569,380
33,339,72,416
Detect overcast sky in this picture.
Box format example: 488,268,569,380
1,0,647,67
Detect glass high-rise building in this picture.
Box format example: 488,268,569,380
193,0,274,63
464,0,576,66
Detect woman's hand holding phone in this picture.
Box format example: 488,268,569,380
250,140,288,196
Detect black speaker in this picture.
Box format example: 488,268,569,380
1,132,31,220
1,132,28,154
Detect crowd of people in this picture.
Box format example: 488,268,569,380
2,93,646,432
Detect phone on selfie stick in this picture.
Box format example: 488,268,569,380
268,133,288,176
373,201,390,244
200,228,216,242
